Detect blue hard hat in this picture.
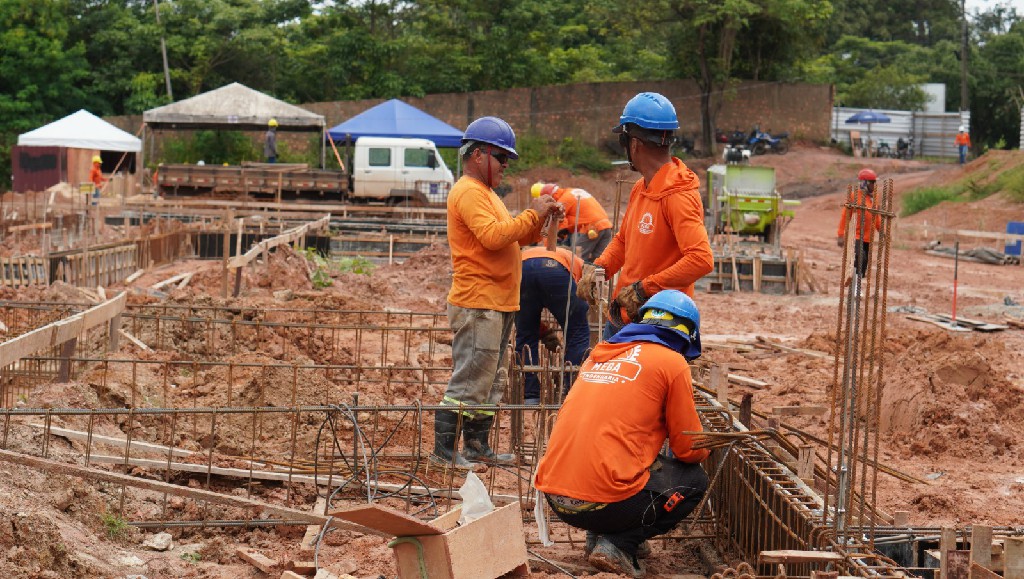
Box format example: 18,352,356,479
463,116,519,160
614,92,679,132
638,289,701,359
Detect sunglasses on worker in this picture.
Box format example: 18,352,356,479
479,147,509,165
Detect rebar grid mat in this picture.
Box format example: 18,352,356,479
826,178,896,548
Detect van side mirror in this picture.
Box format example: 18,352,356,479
427,154,437,169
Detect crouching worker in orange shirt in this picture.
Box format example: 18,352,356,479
534,290,710,578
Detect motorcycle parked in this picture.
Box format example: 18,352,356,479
748,127,790,155
896,135,915,160
715,128,749,148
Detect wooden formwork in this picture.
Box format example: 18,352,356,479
707,250,803,294
0,256,49,288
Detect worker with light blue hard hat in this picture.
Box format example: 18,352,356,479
432,115,559,470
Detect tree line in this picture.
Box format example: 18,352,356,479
2,0,1022,186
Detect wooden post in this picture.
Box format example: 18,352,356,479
941,527,958,579
739,392,753,427
1006,537,1024,579
893,511,910,526
711,365,728,413
56,338,77,383
948,551,971,579
970,525,992,571
221,209,232,299
797,445,814,485
108,314,122,352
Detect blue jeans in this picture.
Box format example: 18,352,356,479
958,145,967,164
515,258,590,400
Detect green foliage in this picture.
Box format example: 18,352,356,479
180,551,201,564
302,248,334,288
843,65,929,110
509,134,612,175
100,510,130,541
337,256,375,276
162,131,263,165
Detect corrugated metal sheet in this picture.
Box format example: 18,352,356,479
830,107,970,159
1019,106,1024,150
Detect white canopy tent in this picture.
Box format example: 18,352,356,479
17,109,141,152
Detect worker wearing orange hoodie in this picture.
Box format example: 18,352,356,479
837,168,883,280
532,182,613,263
435,116,559,470
535,290,709,578
576,92,713,338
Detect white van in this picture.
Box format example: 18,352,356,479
350,137,454,204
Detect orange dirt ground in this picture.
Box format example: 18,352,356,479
0,145,1022,578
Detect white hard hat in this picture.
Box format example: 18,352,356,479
958,125,966,132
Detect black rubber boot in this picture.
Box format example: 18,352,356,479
462,416,516,465
429,410,475,470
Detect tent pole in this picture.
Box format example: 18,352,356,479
140,124,147,195
320,126,326,169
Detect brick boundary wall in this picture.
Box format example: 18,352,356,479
110,79,832,159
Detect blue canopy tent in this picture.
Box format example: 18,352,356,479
327,99,464,147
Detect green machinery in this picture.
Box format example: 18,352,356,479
705,164,799,248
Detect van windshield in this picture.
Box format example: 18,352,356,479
404,148,434,168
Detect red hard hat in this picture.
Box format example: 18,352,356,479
858,168,877,181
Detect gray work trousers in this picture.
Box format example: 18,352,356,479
442,304,515,417
574,228,613,264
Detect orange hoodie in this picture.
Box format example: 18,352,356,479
447,175,543,311
595,158,713,301
836,188,882,242
534,340,709,503
554,188,612,234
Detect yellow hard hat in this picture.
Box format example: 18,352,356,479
530,182,545,198
92,155,102,164
268,119,279,127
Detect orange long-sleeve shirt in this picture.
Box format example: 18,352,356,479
595,158,713,300
554,188,612,234
521,246,584,281
534,340,709,503
836,189,882,242
447,175,543,311
955,132,971,147
89,164,106,188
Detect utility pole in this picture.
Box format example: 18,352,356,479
154,0,173,101
960,0,969,112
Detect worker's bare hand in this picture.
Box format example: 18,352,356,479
529,194,557,219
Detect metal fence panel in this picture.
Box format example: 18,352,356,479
830,107,970,159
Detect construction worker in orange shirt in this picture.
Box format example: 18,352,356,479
89,155,107,204
534,290,709,578
837,168,883,281
955,125,971,165
434,116,559,470
531,182,613,263
515,245,590,405
576,92,714,338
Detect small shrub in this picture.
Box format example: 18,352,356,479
180,551,201,564
901,186,961,216
337,256,375,275
100,510,130,541
302,247,334,288
557,137,613,173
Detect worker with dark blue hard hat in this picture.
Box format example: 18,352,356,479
576,92,713,339
432,116,560,470
535,289,710,578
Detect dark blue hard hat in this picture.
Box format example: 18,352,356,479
463,116,519,160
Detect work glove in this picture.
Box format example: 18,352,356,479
540,326,562,352
613,280,649,323
836,236,844,247
557,228,570,241
576,264,601,305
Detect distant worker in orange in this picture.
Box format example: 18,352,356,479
89,155,106,204
576,92,714,338
531,182,613,263
837,168,883,280
955,125,971,165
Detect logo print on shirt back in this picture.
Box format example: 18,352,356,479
638,212,654,234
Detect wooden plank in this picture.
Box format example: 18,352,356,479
7,222,52,233
0,447,383,536
758,550,844,564
971,525,993,570
729,373,768,389
941,528,958,579
1006,537,1024,579
756,336,832,359
28,423,191,457
907,315,973,332
237,548,279,574
118,329,151,351
948,550,972,579
330,503,444,536
151,272,193,290
772,406,828,417
971,562,1003,579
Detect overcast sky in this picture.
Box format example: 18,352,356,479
965,0,1024,14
